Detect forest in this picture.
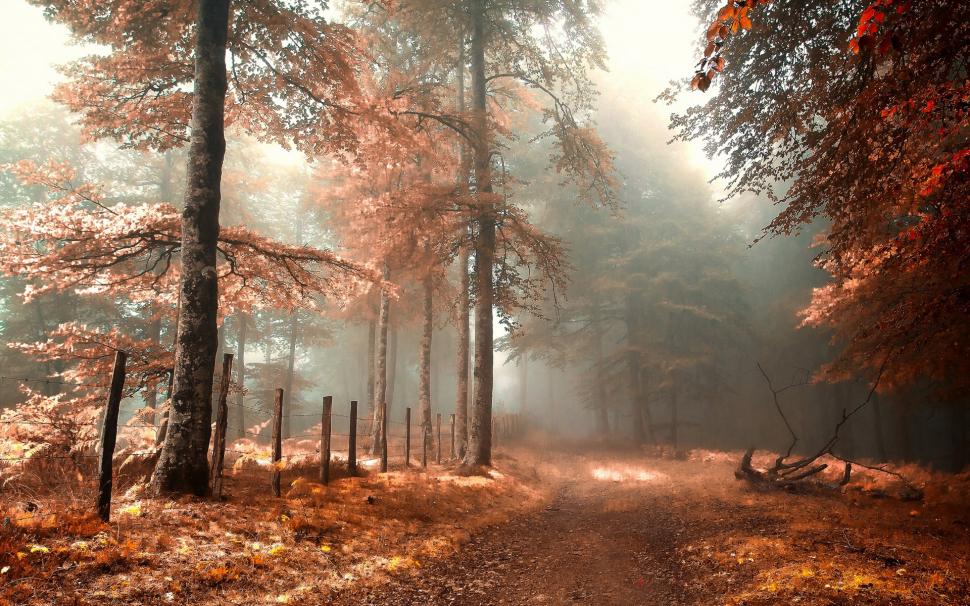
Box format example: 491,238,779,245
0,0,967,604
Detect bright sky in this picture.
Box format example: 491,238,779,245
0,2,86,116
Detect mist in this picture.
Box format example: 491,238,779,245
0,0,967,604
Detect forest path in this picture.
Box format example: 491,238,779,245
330,450,745,605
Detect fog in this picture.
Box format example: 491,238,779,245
0,0,964,477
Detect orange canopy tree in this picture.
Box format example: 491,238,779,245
669,0,969,396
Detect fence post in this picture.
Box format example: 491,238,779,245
320,396,332,484
436,413,442,464
271,388,284,497
450,414,456,460
210,353,233,497
97,351,127,522
404,407,411,468
348,400,358,477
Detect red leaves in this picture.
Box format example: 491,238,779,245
696,0,764,92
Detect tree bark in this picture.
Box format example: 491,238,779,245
464,0,494,467
419,260,434,461
371,267,390,456
235,313,247,439
151,0,229,497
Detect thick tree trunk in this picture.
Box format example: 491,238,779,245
371,268,390,456
464,0,494,467
235,313,247,439
419,265,434,460
151,0,229,497
283,312,298,439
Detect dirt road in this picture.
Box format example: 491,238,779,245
331,454,763,605
331,450,969,606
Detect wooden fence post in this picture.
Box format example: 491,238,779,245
97,351,127,522
320,396,332,484
271,388,284,497
436,413,442,464
348,400,357,477
404,407,411,468
450,414,456,460
210,353,233,497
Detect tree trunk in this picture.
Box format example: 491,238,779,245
151,0,229,497
519,355,529,413
283,312,298,439
419,262,434,461
235,313,247,439
464,0,494,468
371,267,390,456
366,317,376,426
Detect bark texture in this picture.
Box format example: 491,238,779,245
371,267,390,456
419,262,434,461
151,0,229,496
464,0,494,467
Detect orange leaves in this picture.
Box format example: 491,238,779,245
696,0,765,92
850,0,909,56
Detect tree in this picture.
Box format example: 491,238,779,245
150,0,231,496
670,0,970,397
391,0,617,467
0,159,370,467
30,0,370,494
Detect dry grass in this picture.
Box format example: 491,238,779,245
0,450,549,606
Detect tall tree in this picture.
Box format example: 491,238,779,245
673,0,970,396
151,0,231,495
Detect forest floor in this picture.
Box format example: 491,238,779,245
2,441,970,605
